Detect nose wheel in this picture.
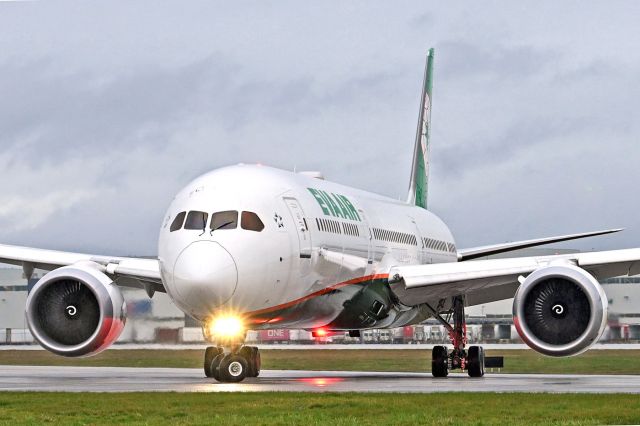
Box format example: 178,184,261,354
204,345,261,383
203,346,222,378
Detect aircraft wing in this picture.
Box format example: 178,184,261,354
456,228,623,261
0,243,165,295
388,248,640,308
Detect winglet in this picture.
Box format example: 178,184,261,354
457,228,624,261
407,48,434,210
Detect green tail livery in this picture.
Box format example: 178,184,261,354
407,48,434,210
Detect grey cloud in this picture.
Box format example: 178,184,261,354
436,115,592,180
437,41,561,81
0,56,234,160
0,2,639,255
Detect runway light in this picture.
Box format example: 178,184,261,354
208,315,245,339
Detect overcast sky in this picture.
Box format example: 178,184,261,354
0,1,639,255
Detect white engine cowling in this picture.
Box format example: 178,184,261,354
513,264,607,357
25,264,126,357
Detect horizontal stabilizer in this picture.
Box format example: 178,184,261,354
457,229,623,261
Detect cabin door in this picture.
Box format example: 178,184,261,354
283,197,312,258
410,217,427,264
358,209,374,266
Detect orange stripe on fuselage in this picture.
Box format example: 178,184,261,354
247,273,389,319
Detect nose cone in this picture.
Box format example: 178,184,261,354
172,241,238,312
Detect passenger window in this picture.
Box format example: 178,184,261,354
184,211,208,230
211,211,238,231
241,211,264,232
170,212,186,232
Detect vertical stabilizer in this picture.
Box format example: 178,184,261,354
407,48,434,209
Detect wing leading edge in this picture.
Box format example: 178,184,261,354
456,228,623,261
389,248,640,308
0,243,164,295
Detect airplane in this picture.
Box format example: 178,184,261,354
1,48,638,383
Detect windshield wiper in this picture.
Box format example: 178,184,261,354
210,221,234,235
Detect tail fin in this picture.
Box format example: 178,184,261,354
407,48,434,210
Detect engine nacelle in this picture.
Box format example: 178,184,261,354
513,264,607,357
25,264,126,357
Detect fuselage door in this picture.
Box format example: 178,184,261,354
410,217,425,264
283,197,312,258
358,209,374,266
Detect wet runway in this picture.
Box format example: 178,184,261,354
0,365,638,393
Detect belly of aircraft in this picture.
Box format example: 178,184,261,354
246,278,426,330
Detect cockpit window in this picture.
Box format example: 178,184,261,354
210,211,238,231
241,211,264,232
170,212,186,232
184,211,209,230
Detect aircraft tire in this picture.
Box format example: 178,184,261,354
217,354,249,383
251,347,261,377
432,345,449,377
204,346,222,377
210,353,225,381
467,346,485,377
240,346,261,377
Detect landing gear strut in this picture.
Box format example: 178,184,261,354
428,296,485,378
204,345,261,382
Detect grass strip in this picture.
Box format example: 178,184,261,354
0,392,638,425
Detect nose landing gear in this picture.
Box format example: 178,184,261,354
428,295,486,378
204,345,261,383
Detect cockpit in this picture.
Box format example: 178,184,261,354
169,210,265,233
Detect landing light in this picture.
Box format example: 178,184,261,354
208,315,245,339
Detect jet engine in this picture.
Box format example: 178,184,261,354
25,264,126,357
513,264,607,357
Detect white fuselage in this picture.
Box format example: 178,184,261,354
158,164,456,330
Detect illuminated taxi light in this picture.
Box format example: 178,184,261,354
208,316,245,338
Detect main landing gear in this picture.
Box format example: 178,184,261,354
204,345,261,383
428,296,485,378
